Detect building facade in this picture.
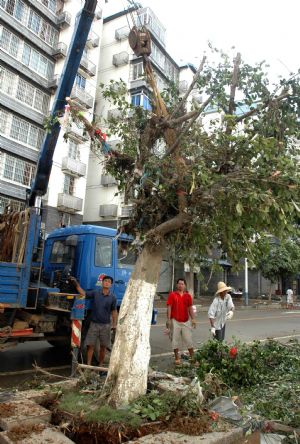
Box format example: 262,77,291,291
0,0,104,233
83,6,196,228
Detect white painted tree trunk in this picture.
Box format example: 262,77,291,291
104,245,163,407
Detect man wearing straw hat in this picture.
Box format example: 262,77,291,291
208,281,235,341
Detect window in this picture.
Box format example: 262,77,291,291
68,140,80,160
0,152,36,186
0,68,16,95
117,240,136,269
8,114,44,148
63,174,75,195
0,195,25,213
132,62,144,80
131,93,152,111
28,10,41,34
50,240,72,263
0,109,9,133
75,74,86,90
0,27,20,58
95,237,112,267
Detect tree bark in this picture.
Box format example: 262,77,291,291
104,244,163,407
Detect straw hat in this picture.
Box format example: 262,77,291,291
216,281,232,295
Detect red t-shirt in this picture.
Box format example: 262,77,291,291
166,291,192,322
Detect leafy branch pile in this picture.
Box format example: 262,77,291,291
194,339,300,426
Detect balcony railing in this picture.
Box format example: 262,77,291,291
86,30,100,48
66,123,88,142
57,193,83,213
70,85,93,109
80,56,96,76
61,157,86,177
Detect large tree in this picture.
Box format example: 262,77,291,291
69,31,300,406
256,237,300,296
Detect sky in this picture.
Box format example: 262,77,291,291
105,0,300,80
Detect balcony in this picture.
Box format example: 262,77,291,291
57,193,83,213
57,11,71,29
70,85,93,109
99,204,118,218
80,56,96,77
130,78,147,90
101,174,117,186
86,31,100,48
112,52,129,67
66,123,88,142
52,42,67,59
61,157,86,177
120,205,133,218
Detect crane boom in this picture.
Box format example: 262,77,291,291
29,0,98,207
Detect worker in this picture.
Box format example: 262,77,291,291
71,275,118,366
208,281,235,341
166,278,196,365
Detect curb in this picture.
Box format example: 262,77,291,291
155,303,284,313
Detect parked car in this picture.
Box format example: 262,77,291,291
228,287,243,298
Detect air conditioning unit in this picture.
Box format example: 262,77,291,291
101,174,117,186
107,109,122,120
99,204,118,217
120,205,133,218
57,11,71,29
115,26,130,41
112,52,129,67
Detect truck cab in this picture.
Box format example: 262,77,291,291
43,225,135,307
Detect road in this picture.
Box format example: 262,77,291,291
0,308,299,387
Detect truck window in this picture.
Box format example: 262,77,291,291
95,237,112,267
118,240,137,269
50,241,71,263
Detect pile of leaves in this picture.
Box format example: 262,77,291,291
193,339,300,427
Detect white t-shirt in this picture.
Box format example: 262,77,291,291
286,289,293,302
208,293,234,329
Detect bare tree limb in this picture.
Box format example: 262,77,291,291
163,94,214,158
147,213,191,238
228,53,241,116
171,56,206,118
160,110,199,128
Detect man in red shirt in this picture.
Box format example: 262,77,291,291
166,278,196,365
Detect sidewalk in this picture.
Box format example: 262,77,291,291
154,297,290,312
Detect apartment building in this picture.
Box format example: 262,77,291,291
83,6,196,228
0,0,104,233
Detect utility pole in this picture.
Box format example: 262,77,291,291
244,257,249,306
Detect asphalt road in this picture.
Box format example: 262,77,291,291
0,308,299,387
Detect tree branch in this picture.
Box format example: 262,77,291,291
236,91,290,123
163,94,213,159
147,213,191,238
228,53,241,116
171,56,206,118
160,109,199,129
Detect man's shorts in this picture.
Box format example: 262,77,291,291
85,322,111,348
171,319,193,349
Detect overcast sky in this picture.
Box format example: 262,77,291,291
105,0,300,80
